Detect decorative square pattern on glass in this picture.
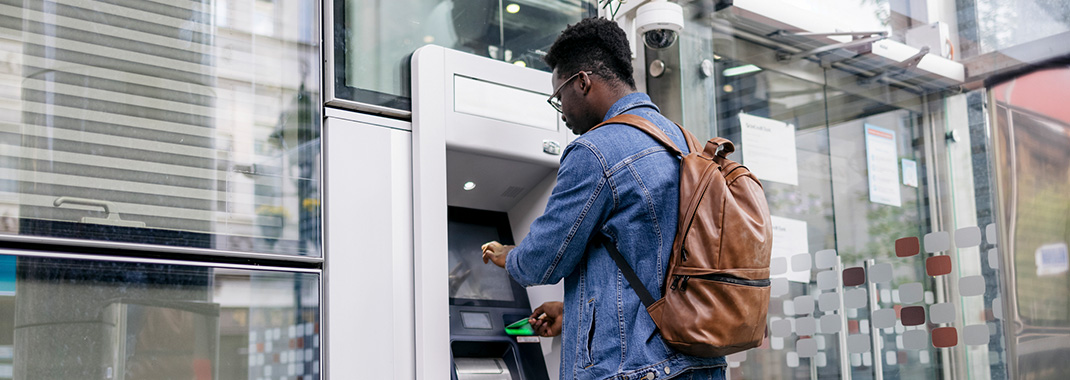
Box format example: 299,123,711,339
727,351,747,363
993,297,1003,319
872,309,896,329
869,263,892,283
770,319,793,338
986,223,997,245
793,295,815,315
843,267,866,286
904,330,928,350
899,282,923,304
796,317,816,336
955,226,981,247
845,288,868,309
964,324,990,346
772,277,789,297
819,292,840,312
895,237,920,257
901,306,926,326
930,302,956,324
797,338,817,357
820,314,841,334
817,270,838,290
815,249,838,269
792,253,812,272
959,275,985,297
847,334,870,354
932,327,958,348
924,231,951,253
989,248,999,269
771,257,787,275
926,255,952,276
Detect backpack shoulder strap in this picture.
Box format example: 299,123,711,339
596,233,657,309
593,114,698,156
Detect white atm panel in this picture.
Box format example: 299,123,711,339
325,116,414,380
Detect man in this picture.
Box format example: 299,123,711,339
481,17,726,380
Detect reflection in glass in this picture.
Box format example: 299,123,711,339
337,0,591,111
0,0,321,256
0,254,319,379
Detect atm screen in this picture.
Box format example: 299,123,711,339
447,207,527,308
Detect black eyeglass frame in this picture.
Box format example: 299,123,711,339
547,71,592,113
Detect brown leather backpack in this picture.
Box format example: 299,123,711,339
593,114,773,358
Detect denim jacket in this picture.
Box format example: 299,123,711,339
506,93,726,380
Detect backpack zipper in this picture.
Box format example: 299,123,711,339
672,273,771,291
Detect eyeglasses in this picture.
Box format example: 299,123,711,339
547,71,591,113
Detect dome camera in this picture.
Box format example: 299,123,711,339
635,0,684,50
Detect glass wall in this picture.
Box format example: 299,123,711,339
331,0,593,113
672,1,1070,379
0,0,321,257
0,253,319,379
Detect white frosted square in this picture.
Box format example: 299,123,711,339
797,338,818,357
786,352,799,368
792,252,812,272
819,292,840,312
772,277,789,297
919,350,930,364
727,351,747,363
924,231,951,253
774,278,791,299
771,257,787,275
880,289,892,304
956,226,982,247
817,270,838,290
845,288,868,309
964,324,990,345
770,319,793,337
986,223,997,245
993,297,1003,319
851,353,862,367
816,352,828,367
772,336,784,350
959,275,985,297
872,309,896,329
886,351,898,366
783,299,796,316
900,282,923,304
794,295,815,315
870,263,892,283
925,291,935,304
820,314,841,334
848,334,870,353
796,317,816,336
815,249,838,269
863,352,872,366
930,302,956,324
904,330,928,350
989,248,999,269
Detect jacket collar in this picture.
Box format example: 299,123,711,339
602,92,660,122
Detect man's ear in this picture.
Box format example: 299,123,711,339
579,73,591,95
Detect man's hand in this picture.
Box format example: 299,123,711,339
528,301,564,337
480,241,513,268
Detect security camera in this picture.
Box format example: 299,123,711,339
635,0,684,50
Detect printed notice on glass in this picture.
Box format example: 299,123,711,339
865,124,901,207
740,113,798,186
901,159,918,187
771,216,809,283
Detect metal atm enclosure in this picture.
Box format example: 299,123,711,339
412,45,571,379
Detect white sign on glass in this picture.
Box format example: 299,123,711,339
864,124,901,207
740,113,798,186
771,216,809,283
902,158,918,187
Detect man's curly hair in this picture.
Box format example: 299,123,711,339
544,17,635,89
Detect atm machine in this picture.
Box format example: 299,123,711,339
411,45,571,380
